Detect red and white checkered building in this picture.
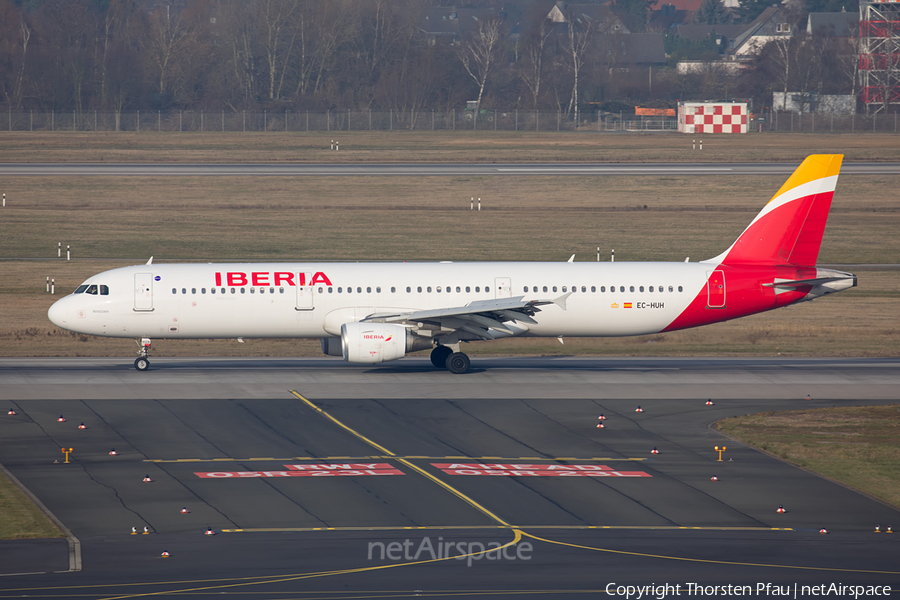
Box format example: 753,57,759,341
677,102,748,134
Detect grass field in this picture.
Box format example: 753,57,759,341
3,131,900,164
0,470,62,539
0,131,897,358
717,406,900,509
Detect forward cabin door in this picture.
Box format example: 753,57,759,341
296,272,314,311
134,273,153,311
707,270,726,308
495,277,512,298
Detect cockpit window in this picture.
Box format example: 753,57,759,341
86,285,99,295
75,285,89,294
100,285,109,295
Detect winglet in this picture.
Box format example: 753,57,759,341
553,291,573,310
567,254,575,263
146,256,154,265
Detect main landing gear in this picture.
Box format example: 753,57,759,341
134,338,151,371
430,345,471,374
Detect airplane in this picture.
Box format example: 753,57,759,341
48,154,856,374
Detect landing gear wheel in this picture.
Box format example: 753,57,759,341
431,346,453,369
445,352,470,374
134,357,150,371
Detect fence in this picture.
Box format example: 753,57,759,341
2,109,898,133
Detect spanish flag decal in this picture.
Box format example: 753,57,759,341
624,302,633,309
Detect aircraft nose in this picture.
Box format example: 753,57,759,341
48,299,68,328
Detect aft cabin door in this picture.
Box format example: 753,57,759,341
134,273,153,311
495,277,512,299
707,270,726,309
296,273,314,311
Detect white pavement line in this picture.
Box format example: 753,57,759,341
0,461,82,573
495,167,733,172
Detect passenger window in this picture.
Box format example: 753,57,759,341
456,286,461,293
486,287,490,292
582,286,586,293
678,286,683,292
100,285,109,295
75,285,89,294
221,288,225,294
620,286,625,292
250,288,255,294
523,287,528,293
367,287,372,293
269,288,274,294
192,288,197,294
417,286,422,293
201,288,206,294
592,286,597,292
181,288,186,294
552,286,557,293
171,288,177,294
475,286,481,293
668,286,674,292
630,286,635,292
639,286,644,292
357,287,362,293
659,286,663,293
532,286,537,293
649,286,654,292
279,288,284,293
427,286,432,293
437,286,442,292
240,288,245,294
231,288,236,294
328,287,333,293
542,286,548,293
562,286,567,292
466,286,471,293
211,288,216,295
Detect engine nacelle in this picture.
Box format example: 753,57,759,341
341,322,429,364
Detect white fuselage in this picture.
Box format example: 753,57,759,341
48,262,711,340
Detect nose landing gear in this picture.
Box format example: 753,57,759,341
134,338,151,371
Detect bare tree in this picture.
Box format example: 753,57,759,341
563,14,593,125
456,16,504,118
146,4,195,102
262,0,299,101
520,16,552,108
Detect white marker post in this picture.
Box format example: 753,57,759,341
700,140,703,150
2,193,5,207
330,139,334,150
58,242,61,258
470,197,474,210
335,141,339,151
46,276,50,293
67,245,70,261
597,247,600,262
477,198,481,211
611,249,615,263
692,139,696,150
51,279,55,294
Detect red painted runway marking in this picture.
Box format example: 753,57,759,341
430,463,651,477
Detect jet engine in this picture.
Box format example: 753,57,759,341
340,322,430,364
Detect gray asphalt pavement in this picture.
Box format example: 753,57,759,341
2,162,900,176
0,357,898,599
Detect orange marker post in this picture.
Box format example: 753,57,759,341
714,445,727,462
61,448,73,463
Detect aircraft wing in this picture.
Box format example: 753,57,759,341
363,294,571,340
